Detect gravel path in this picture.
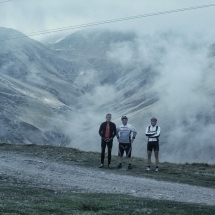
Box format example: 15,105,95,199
1,151,215,206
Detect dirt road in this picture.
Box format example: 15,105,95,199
1,150,214,206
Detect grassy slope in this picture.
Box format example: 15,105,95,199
0,143,215,215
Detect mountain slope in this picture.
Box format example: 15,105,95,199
0,27,84,145
1,27,215,163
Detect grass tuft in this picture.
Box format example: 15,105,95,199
79,201,101,212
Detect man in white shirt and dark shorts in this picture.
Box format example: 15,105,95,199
145,117,161,172
117,116,137,170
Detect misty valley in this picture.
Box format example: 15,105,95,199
0,27,215,163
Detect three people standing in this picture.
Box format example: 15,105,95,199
98,114,160,171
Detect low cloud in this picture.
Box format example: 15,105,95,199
106,41,136,67
102,30,215,163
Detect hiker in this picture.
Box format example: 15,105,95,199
116,116,137,170
145,117,161,172
98,113,117,168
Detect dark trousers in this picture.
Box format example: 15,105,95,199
101,140,113,165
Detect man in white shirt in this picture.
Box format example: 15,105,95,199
145,117,161,172
116,116,137,170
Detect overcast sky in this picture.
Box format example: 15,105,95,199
0,0,215,43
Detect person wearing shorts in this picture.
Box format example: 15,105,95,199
145,117,161,172
117,116,137,170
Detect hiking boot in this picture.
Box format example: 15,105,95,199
117,163,122,169
155,167,159,172
99,164,104,168
128,165,132,170
146,167,151,171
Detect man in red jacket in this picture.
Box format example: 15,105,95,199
98,113,117,168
